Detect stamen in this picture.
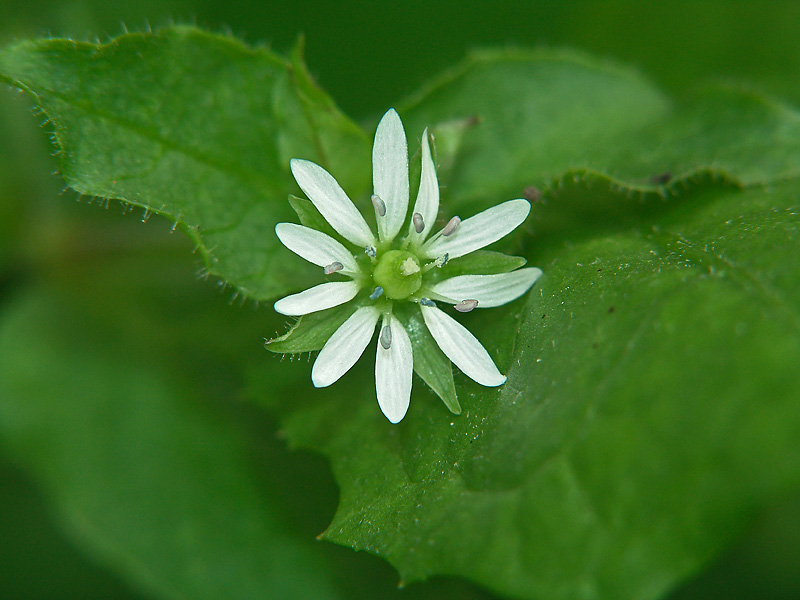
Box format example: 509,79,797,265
422,253,449,274
419,297,436,307
442,216,461,236
455,299,479,313
379,325,392,349
369,286,384,300
371,194,386,217
365,245,377,258
323,261,343,275
412,212,425,233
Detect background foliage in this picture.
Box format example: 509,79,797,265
1,1,800,599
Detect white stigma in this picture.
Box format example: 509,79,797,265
371,194,387,217
454,299,479,313
442,216,461,236
323,261,344,275
400,257,421,276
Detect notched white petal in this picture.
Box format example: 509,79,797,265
429,268,543,308
420,199,531,259
375,314,413,423
408,128,439,243
273,281,359,316
421,305,506,387
275,223,359,274
372,109,409,244
312,306,380,387
290,159,375,247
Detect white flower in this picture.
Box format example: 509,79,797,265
272,109,541,423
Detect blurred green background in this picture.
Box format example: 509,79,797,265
2,1,800,598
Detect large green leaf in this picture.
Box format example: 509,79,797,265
0,286,347,600
0,206,498,600
252,52,800,600
0,27,370,300
5,29,800,600
400,49,800,207
261,176,800,600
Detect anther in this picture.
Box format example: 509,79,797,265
371,194,386,217
455,299,479,313
323,261,343,275
380,325,392,349
365,245,377,258
434,253,449,268
419,297,436,307
442,216,461,236
369,286,384,300
412,212,425,233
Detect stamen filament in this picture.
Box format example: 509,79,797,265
421,253,449,273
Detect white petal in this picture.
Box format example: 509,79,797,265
273,281,358,316
408,128,439,244
290,159,375,247
372,109,409,244
428,268,543,308
420,305,506,387
275,223,360,275
312,306,380,387
420,199,531,259
375,314,413,423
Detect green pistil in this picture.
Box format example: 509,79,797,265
372,250,422,300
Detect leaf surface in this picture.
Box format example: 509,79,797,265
0,28,371,300
258,51,800,600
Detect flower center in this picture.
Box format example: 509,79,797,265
372,250,422,300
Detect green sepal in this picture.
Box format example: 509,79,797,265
395,304,460,415
429,115,481,183
437,250,527,280
288,195,340,240
266,302,357,354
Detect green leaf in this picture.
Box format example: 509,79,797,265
400,49,800,208
266,302,358,354
288,194,340,239
259,51,800,600
439,250,527,278
268,178,800,600
0,27,371,301
0,200,499,600
0,460,146,599
0,286,345,600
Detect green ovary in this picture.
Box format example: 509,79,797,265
372,250,422,300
